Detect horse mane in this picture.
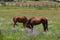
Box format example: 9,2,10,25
27,17,35,24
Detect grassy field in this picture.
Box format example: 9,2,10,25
0,6,60,40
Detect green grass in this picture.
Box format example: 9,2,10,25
0,6,60,40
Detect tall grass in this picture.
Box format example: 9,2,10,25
0,6,60,40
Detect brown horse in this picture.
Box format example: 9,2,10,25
13,16,28,28
26,17,48,32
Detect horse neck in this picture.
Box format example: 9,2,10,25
28,17,35,22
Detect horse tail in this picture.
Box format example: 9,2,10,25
45,19,48,31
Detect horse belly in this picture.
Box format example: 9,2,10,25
31,21,41,25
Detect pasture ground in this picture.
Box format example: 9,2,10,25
0,6,60,40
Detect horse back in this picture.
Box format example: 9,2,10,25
13,16,27,23
39,17,47,21
27,17,47,25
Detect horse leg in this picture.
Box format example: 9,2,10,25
42,23,46,32
23,23,26,28
45,20,48,31
11,21,17,31
30,25,33,32
13,22,16,28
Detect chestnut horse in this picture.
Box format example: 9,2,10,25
13,16,28,28
26,17,48,32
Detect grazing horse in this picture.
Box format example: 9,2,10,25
13,16,28,28
26,17,48,32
